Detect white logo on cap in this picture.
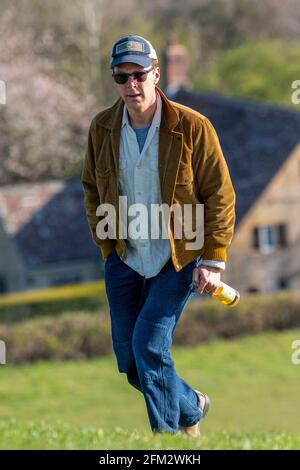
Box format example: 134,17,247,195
116,41,145,54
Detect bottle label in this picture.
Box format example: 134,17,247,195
215,284,236,304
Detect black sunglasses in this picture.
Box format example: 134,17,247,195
112,66,154,85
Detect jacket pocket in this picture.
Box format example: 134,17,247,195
176,162,194,185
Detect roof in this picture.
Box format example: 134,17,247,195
171,87,300,224
0,179,100,268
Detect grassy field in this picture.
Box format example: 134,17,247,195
1,419,299,450
0,329,300,449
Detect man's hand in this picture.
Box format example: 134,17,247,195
192,265,221,295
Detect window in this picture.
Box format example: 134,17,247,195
247,286,259,293
252,224,288,253
277,277,290,290
277,224,287,247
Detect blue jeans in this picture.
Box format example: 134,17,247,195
104,249,204,433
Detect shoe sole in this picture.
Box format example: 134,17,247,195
195,390,211,419
202,394,210,418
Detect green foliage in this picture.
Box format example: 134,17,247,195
194,41,300,107
1,292,300,362
0,312,111,362
0,296,105,323
175,291,300,345
0,281,107,323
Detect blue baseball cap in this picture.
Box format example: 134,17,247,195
110,35,158,69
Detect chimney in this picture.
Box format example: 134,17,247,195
162,33,190,97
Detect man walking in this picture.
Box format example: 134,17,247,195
81,35,235,436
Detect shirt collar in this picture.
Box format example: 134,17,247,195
122,90,162,130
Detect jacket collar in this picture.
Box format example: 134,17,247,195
103,86,180,133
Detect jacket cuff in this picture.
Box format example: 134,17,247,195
203,246,227,261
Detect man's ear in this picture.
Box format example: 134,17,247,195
154,67,160,85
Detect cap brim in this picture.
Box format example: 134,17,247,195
111,54,152,69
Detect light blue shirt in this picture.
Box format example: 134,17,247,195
118,91,172,278
118,91,225,277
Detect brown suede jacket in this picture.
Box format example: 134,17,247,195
81,86,236,272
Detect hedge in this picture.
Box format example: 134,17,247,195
0,281,107,323
1,292,300,363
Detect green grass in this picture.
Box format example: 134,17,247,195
1,419,299,449
1,329,300,449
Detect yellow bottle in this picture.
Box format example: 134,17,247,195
211,282,240,307
192,281,240,307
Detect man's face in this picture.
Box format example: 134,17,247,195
112,62,160,113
